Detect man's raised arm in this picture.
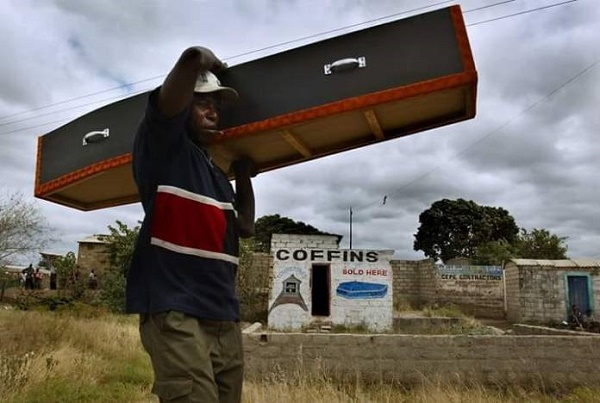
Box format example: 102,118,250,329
158,47,225,117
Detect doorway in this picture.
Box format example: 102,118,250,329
567,275,592,315
311,264,330,316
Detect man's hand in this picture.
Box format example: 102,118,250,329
232,157,258,179
189,46,227,73
158,46,227,117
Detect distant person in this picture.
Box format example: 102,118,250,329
50,267,57,290
87,270,98,290
22,264,34,290
20,271,27,289
34,268,43,290
69,267,81,289
126,46,256,402
569,304,585,330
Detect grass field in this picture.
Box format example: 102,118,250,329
1,307,599,402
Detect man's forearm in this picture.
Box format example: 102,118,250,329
235,173,255,238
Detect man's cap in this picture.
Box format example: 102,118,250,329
194,71,239,104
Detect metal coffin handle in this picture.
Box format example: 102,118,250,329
324,56,366,75
83,128,109,146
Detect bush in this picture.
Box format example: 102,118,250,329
237,239,270,323
98,268,127,313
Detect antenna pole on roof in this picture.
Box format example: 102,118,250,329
349,207,353,250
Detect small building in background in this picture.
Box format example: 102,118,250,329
504,259,600,324
268,234,394,332
77,234,109,276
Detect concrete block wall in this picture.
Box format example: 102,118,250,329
436,275,504,318
247,252,272,282
271,234,339,250
505,265,521,322
391,260,504,318
391,259,434,308
76,242,109,276
506,264,600,324
518,266,564,323
418,261,438,306
243,333,600,386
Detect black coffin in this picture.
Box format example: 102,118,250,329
35,5,477,211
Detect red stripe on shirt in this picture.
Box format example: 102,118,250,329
151,191,226,253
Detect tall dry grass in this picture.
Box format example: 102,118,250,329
0,307,152,402
1,307,600,402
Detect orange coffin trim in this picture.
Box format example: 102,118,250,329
450,5,476,73
35,153,133,197
218,71,477,141
36,6,477,199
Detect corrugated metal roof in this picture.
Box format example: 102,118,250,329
509,259,600,268
77,234,109,244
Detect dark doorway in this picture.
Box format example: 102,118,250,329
311,264,330,316
567,275,591,314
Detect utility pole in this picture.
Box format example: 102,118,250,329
349,207,353,249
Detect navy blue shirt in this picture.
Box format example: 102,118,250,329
126,88,240,321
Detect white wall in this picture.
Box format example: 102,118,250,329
268,234,393,331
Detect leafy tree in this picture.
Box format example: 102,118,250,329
53,251,77,289
253,214,331,252
471,239,515,266
413,199,519,263
52,251,86,297
0,191,52,265
99,220,140,312
515,228,568,260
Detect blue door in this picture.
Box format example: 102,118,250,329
567,276,590,314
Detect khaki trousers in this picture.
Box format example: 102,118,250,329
140,311,243,403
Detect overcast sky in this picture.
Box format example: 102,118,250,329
1,0,598,263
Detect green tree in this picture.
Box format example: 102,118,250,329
413,199,519,263
515,228,568,260
99,220,139,312
471,239,516,266
53,251,83,295
0,191,52,265
253,214,331,252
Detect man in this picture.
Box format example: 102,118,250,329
22,264,34,290
126,46,255,403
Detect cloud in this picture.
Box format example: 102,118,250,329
0,0,598,262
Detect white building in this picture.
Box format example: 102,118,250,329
268,234,394,332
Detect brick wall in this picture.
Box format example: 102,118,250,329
77,242,109,276
254,251,506,319
391,259,435,308
519,266,564,323
392,260,505,318
436,273,504,318
505,262,600,324
271,234,340,250
243,332,600,386
505,263,521,322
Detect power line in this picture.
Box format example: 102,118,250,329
468,0,578,27
0,0,581,137
464,0,515,14
0,0,516,131
356,57,599,213
0,87,151,130
0,87,156,136
221,0,456,62
0,0,454,125
0,75,163,122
